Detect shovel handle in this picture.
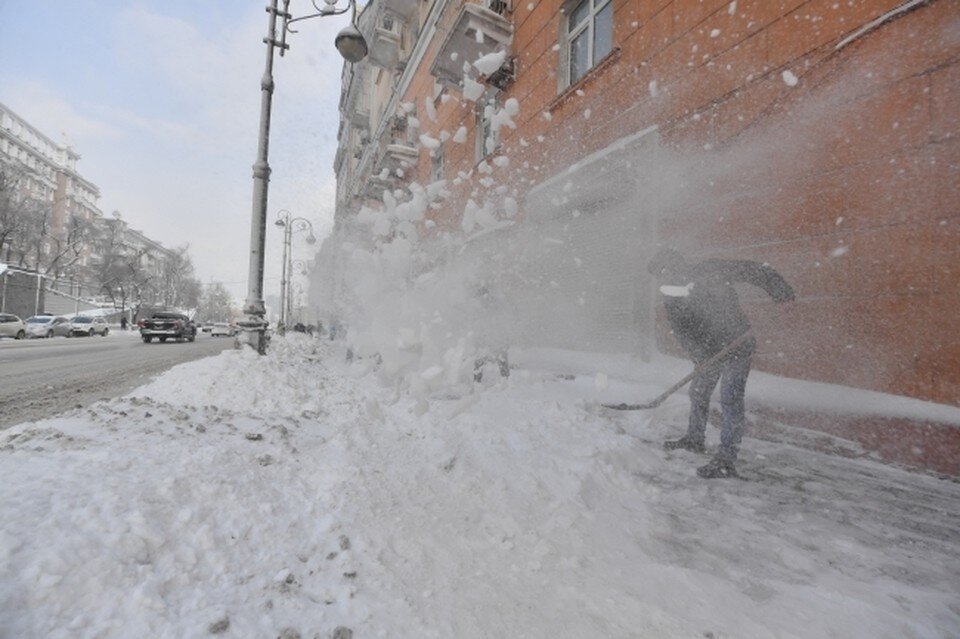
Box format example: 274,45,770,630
604,331,753,410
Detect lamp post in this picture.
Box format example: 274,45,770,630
238,0,368,354
289,259,308,325
275,210,315,333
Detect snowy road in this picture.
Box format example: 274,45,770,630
1,336,958,638
0,332,233,428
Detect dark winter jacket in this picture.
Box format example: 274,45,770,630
659,259,794,362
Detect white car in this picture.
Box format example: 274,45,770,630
0,313,26,339
210,322,237,337
25,315,73,338
70,315,109,337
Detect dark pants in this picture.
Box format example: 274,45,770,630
686,348,752,462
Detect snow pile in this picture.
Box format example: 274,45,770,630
1,336,958,638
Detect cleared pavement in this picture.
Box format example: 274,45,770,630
0,331,234,428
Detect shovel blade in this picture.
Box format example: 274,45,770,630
602,400,660,411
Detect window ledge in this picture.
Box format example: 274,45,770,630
548,46,622,113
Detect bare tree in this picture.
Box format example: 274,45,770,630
95,220,152,318
0,160,38,265
198,282,237,322
1,159,89,276
159,246,202,310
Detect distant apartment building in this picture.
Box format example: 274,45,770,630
327,1,958,473
0,101,103,277
0,102,176,302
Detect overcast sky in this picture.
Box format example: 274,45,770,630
0,0,351,301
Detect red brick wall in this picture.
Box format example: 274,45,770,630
400,0,959,410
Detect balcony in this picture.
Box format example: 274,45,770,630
384,0,419,23
347,92,370,129
383,143,419,170
362,174,399,199
430,3,513,87
366,12,402,70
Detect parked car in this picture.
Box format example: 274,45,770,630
70,315,109,337
0,313,26,340
25,314,73,338
139,311,196,343
210,322,237,337
200,322,213,333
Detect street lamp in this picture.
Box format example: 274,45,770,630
238,0,367,354
275,210,315,333
289,259,309,325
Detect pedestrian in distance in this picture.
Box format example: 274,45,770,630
647,248,795,478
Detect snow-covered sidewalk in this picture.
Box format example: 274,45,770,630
1,336,958,638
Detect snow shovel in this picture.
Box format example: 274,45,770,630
602,331,754,411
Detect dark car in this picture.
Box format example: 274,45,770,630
139,312,197,343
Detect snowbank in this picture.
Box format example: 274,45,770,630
1,336,957,638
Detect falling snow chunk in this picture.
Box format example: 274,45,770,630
421,366,444,381
452,127,467,143
504,98,520,117
552,43,560,52
583,109,591,120
648,80,659,97
493,156,510,168
463,77,485,102
710,29,721,38
527,2,534,9
660,284,694,297
450,51,459,61
474,50,507,76
424,97,438,123
542,111,552,122
594,373,609,390
830,246,850,258
419,135,441,150
728,0,737,15
782,70,799,86
475,28,485,44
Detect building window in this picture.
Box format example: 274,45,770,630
475,91,501,162
431,146,445,182
562,0,613,88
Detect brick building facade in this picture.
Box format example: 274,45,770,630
329,0,959,473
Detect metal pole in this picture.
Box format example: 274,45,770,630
238,0,290,354
35,272,42,315
286,228,294,324
278,215,289,332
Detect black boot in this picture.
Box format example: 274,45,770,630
697,456,738,479
663,436,706,454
